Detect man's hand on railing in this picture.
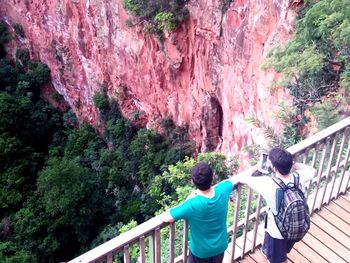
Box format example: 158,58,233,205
229,165,259,185
160,211,175,223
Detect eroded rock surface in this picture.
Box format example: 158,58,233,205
0,0,301,161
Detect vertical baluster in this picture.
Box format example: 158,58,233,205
305,144,319,202
250,194,262,253
124,245,130,263
311,138,330,213
106,253,114,263
319,135,338,208
302,148,310,164
182,221,189,263
230,184,242,262
154,227,161,263
240,187,252,258
336,129,350,196
328,128,349,202
169,222,175,263
139,236,146,263
149,235,154,263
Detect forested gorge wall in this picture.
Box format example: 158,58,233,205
0,0,301,159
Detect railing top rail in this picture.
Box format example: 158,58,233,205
287,117,350,155
69,216,166,263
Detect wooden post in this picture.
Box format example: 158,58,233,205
230,184,242,262
169,223,175,263
139,236,146,263
182,221,188,263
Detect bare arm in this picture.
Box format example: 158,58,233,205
161,210,175,223
228,165,258,185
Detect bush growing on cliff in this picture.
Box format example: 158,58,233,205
93,91,109,110
123,0,189,38
0,23,11,45
16,48,30,66
12,23,25,38
28,61,51,86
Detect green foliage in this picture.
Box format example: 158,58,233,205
0,241,37,263
0,48,62,219
93,91,109,110
310,100,341,130
16,48,30,66
197,152,239,182
37,158,93,217
155,12,177,32
12,23,25,38
264,0,350,131
122,0,189,38
245,102,304,149
149,152,239,209
64,123,105,168
28,61,51,86
0,23,11,44
274,102,303,147
50,90,64,101
0,134,41,215
245,115,282,148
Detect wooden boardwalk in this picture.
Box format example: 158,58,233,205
238,192,350,263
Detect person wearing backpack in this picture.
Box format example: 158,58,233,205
236,147,317,263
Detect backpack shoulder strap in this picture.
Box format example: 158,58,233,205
293,171,300,188
272,176,287,191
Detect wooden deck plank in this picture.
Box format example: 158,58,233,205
317,208,350,237
308,222,350,261
287,248,311,263
311,213,350,248
302,233,347,263
340,195,350,205
328,201,350,219
293,240,328,263
237,255,256,263
246,248,266,263
344,192,350,202
335,196,350,210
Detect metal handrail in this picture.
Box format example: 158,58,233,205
69,117,350,263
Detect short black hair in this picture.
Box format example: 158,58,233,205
269,147,293,175
191,162,213,190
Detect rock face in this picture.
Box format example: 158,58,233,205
0,0,300,161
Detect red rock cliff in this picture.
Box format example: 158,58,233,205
0,0,301,161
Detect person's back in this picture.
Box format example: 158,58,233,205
162,162,235,263
237,148,316,263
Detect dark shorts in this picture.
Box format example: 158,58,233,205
189,250,224,263
262,232,295,263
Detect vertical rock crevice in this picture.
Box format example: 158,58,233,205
200,94,223,152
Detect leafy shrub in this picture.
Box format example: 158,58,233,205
123,0,189,37
310,101,340,130
16,48,30,66
50,91,64,101
93,91,109,110
28,61,51,86
12,23,25,38
0,23,11,44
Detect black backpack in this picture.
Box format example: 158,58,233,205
272,173,310,241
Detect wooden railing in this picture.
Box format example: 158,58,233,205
69,117,350,263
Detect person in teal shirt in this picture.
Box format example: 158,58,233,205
162,162,239,263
